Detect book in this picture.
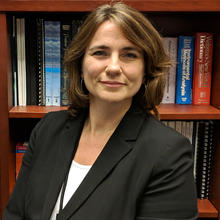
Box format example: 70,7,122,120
44,21,61,106
195,120,215,199
37,18,46,106
51,21,61,106
162,37,177,103
192,32,213,105
61,21,72,106
11,16,18,106
176,36,194,104
25,16,39,105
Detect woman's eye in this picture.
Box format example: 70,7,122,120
124,53,137,59
92,51,106,56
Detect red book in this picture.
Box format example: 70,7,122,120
192,33,213,105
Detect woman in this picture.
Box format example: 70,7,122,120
3,2,198,220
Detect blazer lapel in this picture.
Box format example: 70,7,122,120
41,110,87,220
57,105,147,220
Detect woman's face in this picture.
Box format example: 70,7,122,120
82,21,145,106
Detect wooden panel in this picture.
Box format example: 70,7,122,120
0,0,220,12
8,104,220,119
198,199,218,218
211,22,220,110
0,12,11,217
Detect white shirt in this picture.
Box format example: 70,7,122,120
50,160,92,220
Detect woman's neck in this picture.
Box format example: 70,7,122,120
86,99,132,136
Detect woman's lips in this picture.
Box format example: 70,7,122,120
100,81,125,88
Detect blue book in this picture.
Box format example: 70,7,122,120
44,21,61,106
175,36,194,104
51,21,61,106
44,21,53,106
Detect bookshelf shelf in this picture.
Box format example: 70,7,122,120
159,104,220,120
198,199,218,218
1,0,220,12
9,106,67,118
9,104,220,120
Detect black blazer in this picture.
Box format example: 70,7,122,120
3,105,198,220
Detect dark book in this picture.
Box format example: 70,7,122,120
37,18,46,106
11,16,18,106
25,16,39,105
61,20,72,106
195,120,215,199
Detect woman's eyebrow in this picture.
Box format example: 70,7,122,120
122,47,142,53
88,45,109,51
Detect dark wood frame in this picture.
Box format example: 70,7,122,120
0,0,220,218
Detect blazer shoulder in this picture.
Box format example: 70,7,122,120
140,115,192,155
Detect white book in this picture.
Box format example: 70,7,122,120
162,37,178,103
175,121,182,134
20,18,26,106
16,18,26,106
16,18,22,106
167,121,175,130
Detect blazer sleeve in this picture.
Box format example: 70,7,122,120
3,113,50,220
135,134,198,220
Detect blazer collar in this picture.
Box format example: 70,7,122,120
42,105,147,220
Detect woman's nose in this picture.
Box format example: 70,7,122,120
105,55,122,76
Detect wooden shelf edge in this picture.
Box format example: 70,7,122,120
198,199,218,218
8,104,220,119
159,104,220,120
1,0,220,12
9,106,67,118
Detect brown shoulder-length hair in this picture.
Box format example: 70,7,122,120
64,2,171,119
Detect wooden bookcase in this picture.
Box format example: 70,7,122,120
0,0,220,218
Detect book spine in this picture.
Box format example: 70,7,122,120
11,16,18,106
20,18,27,106
37,18,45,106
25,16,38,105
61,22,72,106
51,21,61,106
162,37,177,103
195,121,215,199
176,36,194,104
192,33,213,105
44,21,53,106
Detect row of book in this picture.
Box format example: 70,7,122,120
162,33,213,105
11,16,213,106
16,120,215,199
11,16,83,106
162,120,215,199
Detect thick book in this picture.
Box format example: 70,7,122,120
25,16,39,105
162,37,177,103
176,36,194,104
192,32,213,105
